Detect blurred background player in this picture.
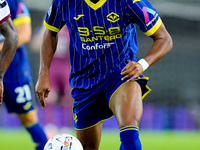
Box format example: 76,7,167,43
0,0,47,149
31,25,73,138
0,0,18,103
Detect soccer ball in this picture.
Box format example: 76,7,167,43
44,133,83,150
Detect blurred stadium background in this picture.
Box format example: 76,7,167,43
0,0,200,149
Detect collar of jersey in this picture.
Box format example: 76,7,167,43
84,0,107,10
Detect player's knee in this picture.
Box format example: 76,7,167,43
132,116,142,126
78,135,100,150
118,117,141,129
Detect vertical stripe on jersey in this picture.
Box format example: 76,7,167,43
44,0,161,89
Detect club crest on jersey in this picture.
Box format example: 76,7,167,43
106,12,119,23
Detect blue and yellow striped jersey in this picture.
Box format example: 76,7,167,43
44,0,162,89
3,0,32,83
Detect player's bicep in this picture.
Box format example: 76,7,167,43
42,28,58,54
14,21,32,46
150,22,172,43
43,28,58,40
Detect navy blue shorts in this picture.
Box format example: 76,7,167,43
72,71,151,130
3,81,35,114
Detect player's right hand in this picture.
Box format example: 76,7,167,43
121,61,143,82
35,74,51,108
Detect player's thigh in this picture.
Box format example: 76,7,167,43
76,122,103,150
110,81,143,128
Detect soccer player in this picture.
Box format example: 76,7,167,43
0,0,48,149
36,0,173,150
0,0,18,103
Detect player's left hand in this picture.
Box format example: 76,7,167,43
0,80,3,104
121,61,143,82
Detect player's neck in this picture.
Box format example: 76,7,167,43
90,0,100,4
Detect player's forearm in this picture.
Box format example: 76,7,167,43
0,22,31,51
38,29,58,76
144,36,172,66
143,24,173,66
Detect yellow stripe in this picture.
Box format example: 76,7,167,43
85,0,107,10
43,21,60,33
142,85,151,99
120,125,139,132
75,116,114,130
18,110,38,127
120,125,139,130
120,128,139,132
144,17,162,36
133,0,141,4
23,101,32,110
13,17,31,25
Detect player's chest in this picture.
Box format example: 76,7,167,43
64,0,126,31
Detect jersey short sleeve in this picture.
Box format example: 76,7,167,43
7,0,31,26
0,0,11,24
126,0,162,36
44,0,66,32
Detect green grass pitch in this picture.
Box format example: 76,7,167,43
0,129,200,150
